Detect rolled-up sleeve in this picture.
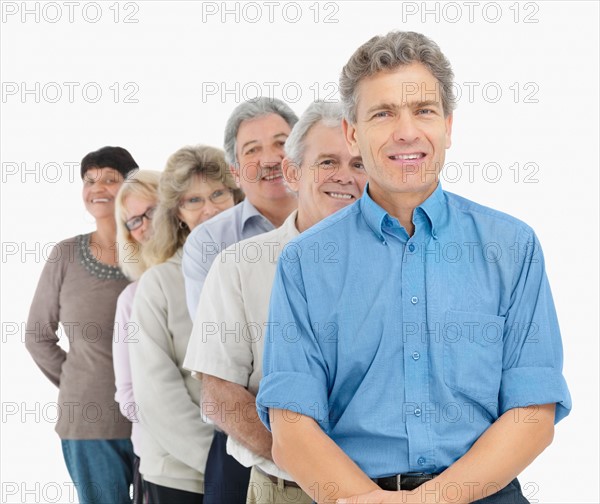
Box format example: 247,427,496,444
499,228,572,422
256,248,329,431
184,247,253,387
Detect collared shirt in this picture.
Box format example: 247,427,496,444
184,211,299,479
182,198,274,318
256,183,571,478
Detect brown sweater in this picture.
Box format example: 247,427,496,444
25,234,132,439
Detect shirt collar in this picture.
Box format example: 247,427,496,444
241,198,270,230
416,182,445,239
359,182,446,241
359,184,389,243
282,210,300,240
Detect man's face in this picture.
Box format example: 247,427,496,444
344,63,452,203
232,113,292,204
284,122,367,231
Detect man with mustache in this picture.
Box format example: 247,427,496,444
184,101,367,504
182,97,298,503
256,32,571,503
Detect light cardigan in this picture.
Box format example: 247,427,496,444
129,248,213,494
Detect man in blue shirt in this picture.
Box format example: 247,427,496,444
256,31,571,503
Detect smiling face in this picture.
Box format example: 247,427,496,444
123,195,157,244
232,113,292,205
177,174,235,231
284,122,367,232
344,63,452,207
82,167,125,220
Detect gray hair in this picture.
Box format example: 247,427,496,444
223,97,298,166
340,31,456,123
285,101,343,166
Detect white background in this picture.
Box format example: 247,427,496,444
1,1,598,503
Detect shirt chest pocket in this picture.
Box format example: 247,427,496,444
443,310,505,403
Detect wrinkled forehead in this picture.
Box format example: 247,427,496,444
236,113,291,142
301,122,358,164
356,64,443,111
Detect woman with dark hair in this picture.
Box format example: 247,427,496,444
25,146,139,504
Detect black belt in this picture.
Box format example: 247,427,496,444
375,472,439,491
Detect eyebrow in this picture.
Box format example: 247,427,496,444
365,100,442,116
316,153,341,160
240,132,289,152
414,100,441,109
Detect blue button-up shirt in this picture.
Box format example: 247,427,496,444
183,198,274,318
257,183,571,478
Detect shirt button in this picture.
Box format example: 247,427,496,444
417,457,426,466
412,351,420,360
411,296,418,304
414,408,422,417
408,243,415,252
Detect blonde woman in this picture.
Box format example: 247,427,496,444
129,145,243,504
113,170,161,504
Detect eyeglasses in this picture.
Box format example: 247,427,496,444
125,206,156,231
179,189,233,211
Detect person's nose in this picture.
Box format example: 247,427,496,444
139,217,150,235
259,145,284,168
392,111,419,144
330,162,357,185
201,200,220,218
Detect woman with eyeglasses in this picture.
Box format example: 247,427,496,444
112,169,161,504
25,146,139,504
129,145,243,504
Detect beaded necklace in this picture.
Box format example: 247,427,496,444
78,233,126,280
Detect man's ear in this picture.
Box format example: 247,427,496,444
445,113,453,149
282,157,300,192
342,118,361,157
228,163,242,188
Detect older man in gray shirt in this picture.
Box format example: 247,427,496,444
184,101,367,504
183,97,298,318
182,97,298,503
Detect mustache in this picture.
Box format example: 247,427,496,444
238,162,283,179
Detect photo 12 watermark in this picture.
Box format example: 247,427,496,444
1,1,140,24
2,82,140,104
200,80,540,105
200,1,340,24
2,320,141,344
399,1,540,24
